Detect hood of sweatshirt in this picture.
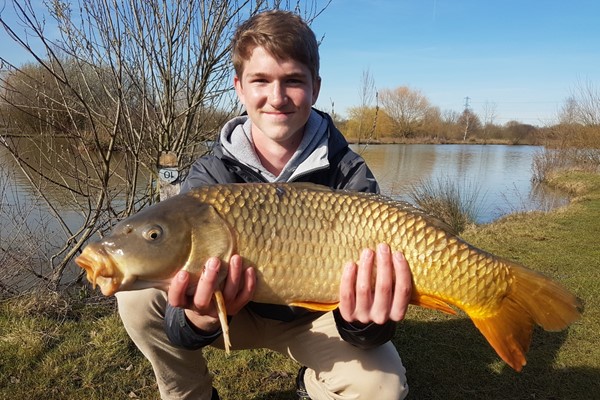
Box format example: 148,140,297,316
218,109,330,182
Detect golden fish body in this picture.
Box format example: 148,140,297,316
76,182,582,371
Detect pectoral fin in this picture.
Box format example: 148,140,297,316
289,301,340,312
410,293,457,315
213,290,232,354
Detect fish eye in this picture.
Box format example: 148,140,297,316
143,225,163,241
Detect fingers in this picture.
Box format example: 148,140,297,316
191,257,221,314
389,251,412,321
167,257,221,313
339,260,358,321
339,244,413,325
354,248,376,323
168,270,191,308
223,255,256,315
371,244,394,324
222,254,243,302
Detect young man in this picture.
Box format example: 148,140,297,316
117,10,412,400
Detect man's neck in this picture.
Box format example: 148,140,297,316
252,131,304,177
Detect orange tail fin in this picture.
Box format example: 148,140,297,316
471,262,582,371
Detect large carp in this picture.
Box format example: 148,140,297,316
75,182,582,371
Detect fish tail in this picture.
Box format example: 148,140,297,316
471,262,582,371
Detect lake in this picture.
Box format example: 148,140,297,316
350,144,569,223
1,143,568,227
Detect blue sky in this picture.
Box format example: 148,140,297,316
1,1,599,126
311,0,600,125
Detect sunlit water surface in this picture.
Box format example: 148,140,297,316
350,144,569,223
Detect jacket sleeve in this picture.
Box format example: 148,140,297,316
332,150,398,349
164,306,223,349
329,148,380,194
180,156,228,193
333,310,397,349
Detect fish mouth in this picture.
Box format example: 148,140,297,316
75,245,124,296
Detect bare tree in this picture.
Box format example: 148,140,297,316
559,96,579,125
440,109,463,141
0,0,330,290
459,109,481,141
481,100,497,138
556,78,600,152
562,78,600,126
379,86,431,138
355,68,377,144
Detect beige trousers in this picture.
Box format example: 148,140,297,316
116,288,408,400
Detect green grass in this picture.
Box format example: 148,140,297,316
2,172,599,400
401,171,600,399
0,294,159,399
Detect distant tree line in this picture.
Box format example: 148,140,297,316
337,84,597,147
4,66,598,150
329,70,599,149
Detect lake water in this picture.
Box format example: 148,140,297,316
350,144,569,223
1,143,568,227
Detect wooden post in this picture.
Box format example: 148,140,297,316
158,151,180,201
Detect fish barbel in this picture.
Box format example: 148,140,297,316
75,182,582,371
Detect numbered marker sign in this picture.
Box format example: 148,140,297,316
159,168,179,183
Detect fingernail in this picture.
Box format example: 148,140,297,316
177,271,187,281
206,257,219,270
378,243,390,253
360,249,369,263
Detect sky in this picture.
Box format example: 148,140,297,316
310,0,600,125
1,0,599,126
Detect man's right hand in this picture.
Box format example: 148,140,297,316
167,255,256,333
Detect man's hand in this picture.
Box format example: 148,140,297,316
339,243,413,325
167,254,256,332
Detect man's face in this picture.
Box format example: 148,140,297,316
234,46,321,148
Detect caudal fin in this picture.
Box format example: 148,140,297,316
471,262,582,371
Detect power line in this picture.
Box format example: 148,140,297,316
464,96,471,110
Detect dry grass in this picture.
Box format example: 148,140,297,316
407,175,485,234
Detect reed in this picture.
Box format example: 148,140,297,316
407,176,485,234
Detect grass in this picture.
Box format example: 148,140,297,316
2,171,599,400
0,293,159,399
407,175,485,234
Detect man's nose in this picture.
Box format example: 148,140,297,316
269,82,288,107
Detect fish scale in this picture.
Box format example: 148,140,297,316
188,184,514,312
76,182,582,371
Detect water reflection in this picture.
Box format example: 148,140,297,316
351,144,569,223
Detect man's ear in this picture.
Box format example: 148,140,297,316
312,76,322,105
234,75,245,103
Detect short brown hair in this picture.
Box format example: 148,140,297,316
231,10,320,83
